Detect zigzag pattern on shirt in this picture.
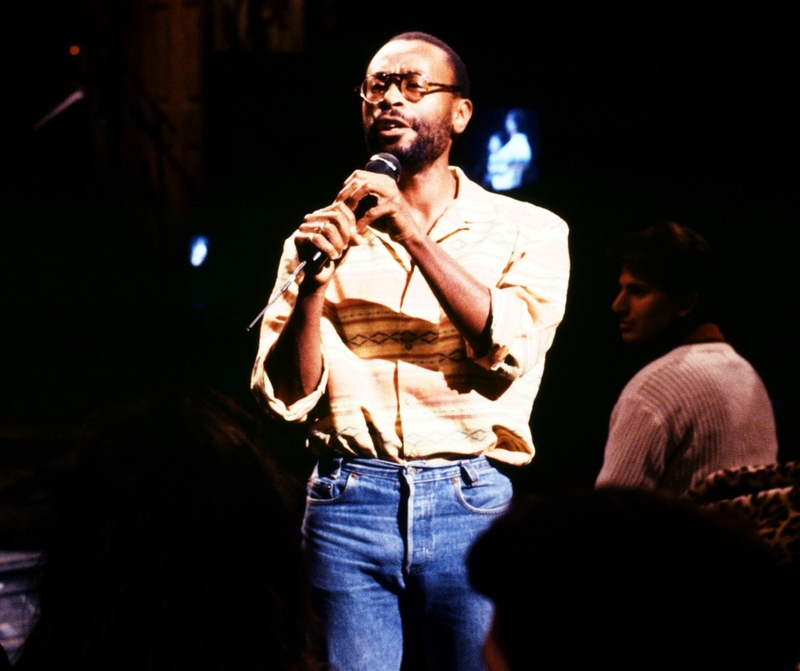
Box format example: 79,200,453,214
347,330,439,350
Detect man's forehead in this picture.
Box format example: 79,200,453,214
366,40,453,80
619,268,653,288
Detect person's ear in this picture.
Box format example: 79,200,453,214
451,98,473,136
678,291,699,318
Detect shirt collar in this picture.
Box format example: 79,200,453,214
367,166,498,249
429,167,497,241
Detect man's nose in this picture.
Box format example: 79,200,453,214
381,82,405,106
611,291,627,314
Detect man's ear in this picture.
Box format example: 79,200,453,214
678,291,699,318
451,98,473,136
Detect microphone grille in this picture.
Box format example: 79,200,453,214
366,153,401,182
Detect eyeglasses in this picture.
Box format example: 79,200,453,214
357,72,462,104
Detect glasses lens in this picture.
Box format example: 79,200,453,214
361,74,430,102
362,75,386,102
400,74,426,102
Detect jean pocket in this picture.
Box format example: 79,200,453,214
454,469,512,515
306,470,353,505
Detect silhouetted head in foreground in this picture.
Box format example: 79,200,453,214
17,385,319,671
469,488,798,671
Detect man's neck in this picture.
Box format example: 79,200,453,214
397,154,457,234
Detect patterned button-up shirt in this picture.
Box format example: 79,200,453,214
251,168,569,465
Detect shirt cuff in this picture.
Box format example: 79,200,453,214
259,346,329,423
466,287,523,376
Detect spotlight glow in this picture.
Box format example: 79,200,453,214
190,236,209,267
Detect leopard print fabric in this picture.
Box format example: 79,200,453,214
687,461,800,566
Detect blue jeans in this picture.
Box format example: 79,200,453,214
302,456,512,671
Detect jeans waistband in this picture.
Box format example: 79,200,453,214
317,455,496,484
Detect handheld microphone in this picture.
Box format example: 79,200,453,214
300,152,401,275
246,153,401,331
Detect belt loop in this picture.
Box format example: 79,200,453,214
318,455,343,479
460,459,479,486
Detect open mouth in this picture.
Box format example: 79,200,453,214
374,115,410,132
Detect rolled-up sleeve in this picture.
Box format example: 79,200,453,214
466,207,570,381
251,342,329,423
250,236,329,423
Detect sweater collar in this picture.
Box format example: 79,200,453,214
681,322,725,346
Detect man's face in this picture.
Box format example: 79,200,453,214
612,269,693,344
362,39,470,172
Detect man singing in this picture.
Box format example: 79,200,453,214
251,32,569,671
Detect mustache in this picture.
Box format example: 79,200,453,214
368,112,418,131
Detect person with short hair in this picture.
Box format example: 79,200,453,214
251,31,569,671
596,222,778,493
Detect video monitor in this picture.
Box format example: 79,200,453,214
460,106,540,193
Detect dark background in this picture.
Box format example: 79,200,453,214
1,3,797,535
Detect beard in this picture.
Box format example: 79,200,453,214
365,113,452,174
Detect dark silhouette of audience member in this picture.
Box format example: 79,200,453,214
596,222,778,493
469,489,799,671
14,386,320,671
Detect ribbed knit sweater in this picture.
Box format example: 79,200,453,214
596,342,778,494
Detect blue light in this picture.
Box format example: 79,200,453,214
190,236,209,267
